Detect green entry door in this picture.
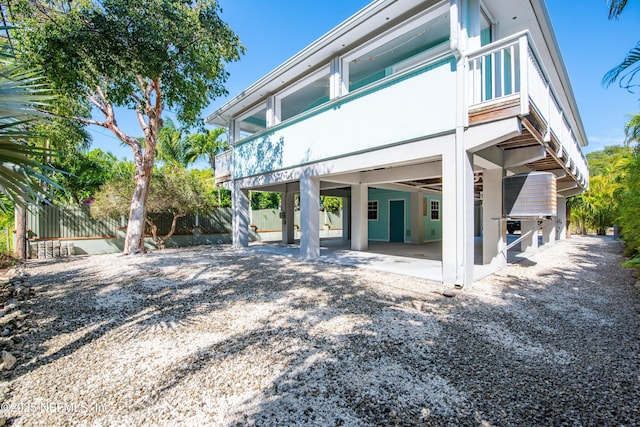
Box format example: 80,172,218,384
389,200,405,242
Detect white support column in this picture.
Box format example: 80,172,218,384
482,168,507,268
442,7,476,287
282,187,295,245
557,195,567,240
442,140,475,287
410,192,424,244
542,218,556,247
351,184,368,251
341,197,350,243
232,182,249,249
520,220,539,253
300,175,320,259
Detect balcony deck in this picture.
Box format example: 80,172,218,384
215,31,588,191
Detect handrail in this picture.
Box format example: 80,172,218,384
502,229,534,254
467,30,530,61
467,32,589,181
214,149,233,178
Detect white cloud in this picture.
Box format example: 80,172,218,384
583,135,626,154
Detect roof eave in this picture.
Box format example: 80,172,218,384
205,0,406,125
530,0,589,148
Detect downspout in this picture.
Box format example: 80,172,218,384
449,0,462,60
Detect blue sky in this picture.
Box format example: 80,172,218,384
93,0,640,159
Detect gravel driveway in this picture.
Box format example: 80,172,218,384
1,235,639,426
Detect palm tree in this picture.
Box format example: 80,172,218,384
0,34,62,259
183,127,228,170
0,56,53,207
624,113,640,145
155,117,186,167
603,1,639,90
608,0,629,18
183,127,228,203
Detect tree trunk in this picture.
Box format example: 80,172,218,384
14,204,27,260
90,79,162,255
124,157,154,254
162,213,185,248
145,218,160,248
145,213,184,250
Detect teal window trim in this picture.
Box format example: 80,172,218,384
234,53,455,150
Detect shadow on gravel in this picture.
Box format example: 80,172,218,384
12,237,640,426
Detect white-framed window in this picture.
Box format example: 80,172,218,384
342,1,450,93
235,103,267,141
368,200,379,221
430,199,440,221
277,66,331,122
481,5,496,46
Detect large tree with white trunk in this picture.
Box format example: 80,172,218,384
9,0,243,254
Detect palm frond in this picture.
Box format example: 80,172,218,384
0,53,58,209
603,44,640,89
608,0,629,19
624,113,640,145
0,64,51,119
0,138,62,209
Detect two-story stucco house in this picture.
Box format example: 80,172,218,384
208,0,589,287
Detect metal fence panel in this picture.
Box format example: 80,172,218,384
26,205,234,240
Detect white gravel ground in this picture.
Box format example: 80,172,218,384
0,235,639,426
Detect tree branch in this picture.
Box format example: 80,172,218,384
72,116,108,127
136,106,149,138
88,94,109,117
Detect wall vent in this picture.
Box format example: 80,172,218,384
503,172,557,218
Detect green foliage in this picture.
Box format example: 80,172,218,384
624,113,640,145
155,118,187,167
321,196,342,213
582,141,640,261
251,192,281,211
0,52,63,208
603,1,640,95
49,149,118,204
10,0,244,127
89,161,136,221
9,0,243,253
91,162,220,248
0,196,13,229
184,127,228,169
568,145,632,235
622,257,640,268
0,195,14,254
603,43,640,92
155,120,228,169
91,163,218,220
218,188,232,208
617,147,640,258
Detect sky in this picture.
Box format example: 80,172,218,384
91,0,640,159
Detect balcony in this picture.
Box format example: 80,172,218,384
216,55,458,181
214,150,233,184
214,31,588,189
466,32,589,188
